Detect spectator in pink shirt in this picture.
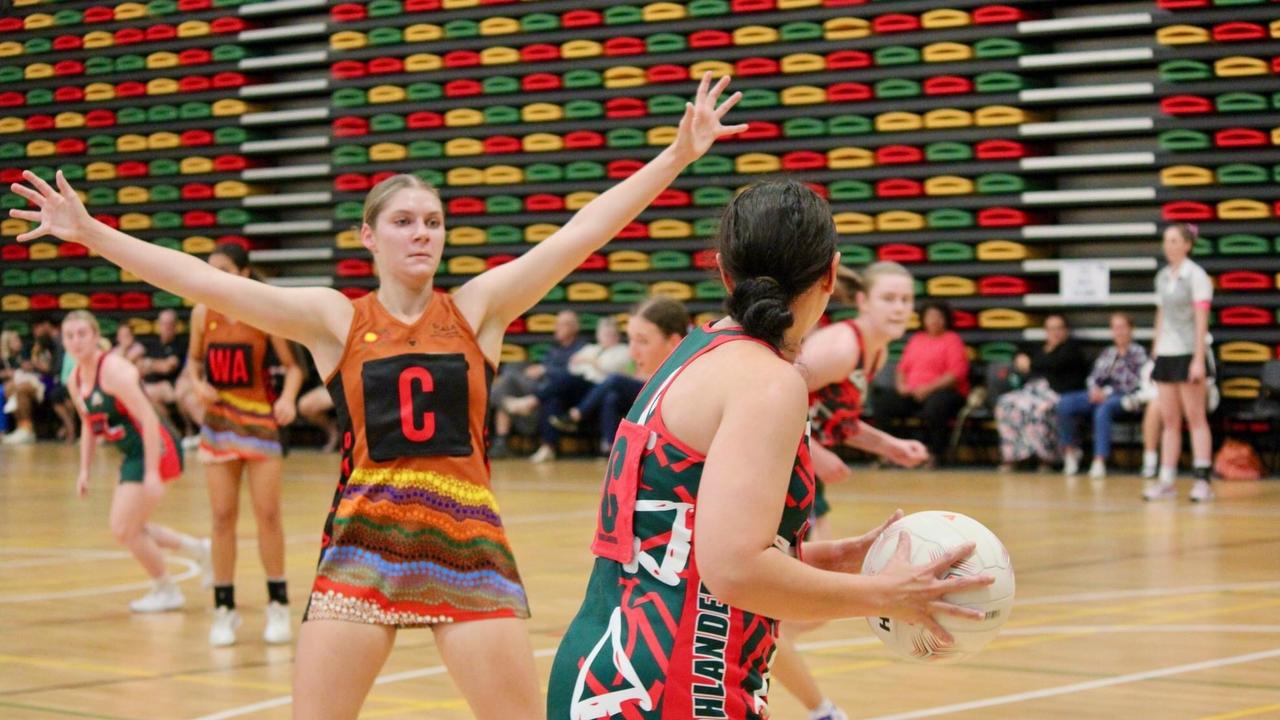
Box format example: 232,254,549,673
871,301,969,466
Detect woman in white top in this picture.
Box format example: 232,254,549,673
1144,223,1214,502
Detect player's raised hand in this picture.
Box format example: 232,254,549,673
669,71,749,163
8,170,94,245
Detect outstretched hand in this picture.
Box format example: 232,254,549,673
8,170,94,245
669,72,749,163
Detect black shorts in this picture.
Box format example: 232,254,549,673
1152,354,1215,383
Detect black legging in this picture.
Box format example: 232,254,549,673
871,386,966,460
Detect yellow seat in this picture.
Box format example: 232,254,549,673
1272,19,1280,38
447,256,485,275
923,9,970,28
650,219,692,239
27,241,57,259
405,53,443,72
1157,25,1209,45
446,167,483,185
480,47,518,65
561,40,603,59
923,42,973,63
828,147,874,169
479,17,519,35
212,99,255,116
214,181,254,198
609,251,650,272
643,2,686,21
86,162,117,180
522,133,563,152
976,240,1040,261
781,53,826,74
927,276,976,296
781,86,826,105
651,281,693,301
177,20,211,37
876,112,923,132
330,31,368,50
369,143,407,162
368,85,406,104
118,186,149,204
877,211,925,232
444,138,484,156
23,13,54,29
147,52,180,69
1215,56,1269,77
1218,341,1271,363
117,134,147,152
689,60,733,78
120,269,141,283
834,212,874,234
84,83,116,101
779,0,821,7
526,313,557,332
565,192,598,210
975,106,1033,126
59,293,90,310
179,156,213,174
444,108,484,127
521,103,563,122
54,112,85,129
1272,127,1280,145
3,294,31,312
24,63,54,80
733,26,779,45
0,117,24,133
0,43,23,58
978,309,1029,328
404,24,443,42
335,229,362,249
114,2,148,19
147,78,179,95
568,282,609,302
924,108,972,128
182,236,216,254
119,213,152,230
1221,377,1260,399
605,66,647,89
647,126,678,146
442,0,478,7
1217,199,1270,219
149,132,181,149
483,165,523,185
25,140,55,157
924,176,974,196
3,219,32,237
501,344,527,363
84,31,116,49
1160,165,1213,186
736,153,781,174
448,227,486,246
525,223,560,243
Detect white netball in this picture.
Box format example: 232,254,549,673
860,511,1015,663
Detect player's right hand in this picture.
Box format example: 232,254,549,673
8,170,95,245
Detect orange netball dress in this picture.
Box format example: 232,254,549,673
197,308,282,461
305,291,529,626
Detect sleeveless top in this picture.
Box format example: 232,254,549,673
77,353,182,480
197,307,282,461
808,320,883,447
305,291,529,627
548,323,815,720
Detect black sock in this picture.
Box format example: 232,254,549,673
267,579,289,605
214,584,235,610
1193,465,1211,482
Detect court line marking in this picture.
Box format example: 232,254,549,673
859,647,1280,720
1198,702,1280,720
0,556,198,603
1018,580,1280,605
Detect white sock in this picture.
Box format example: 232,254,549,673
1142,450,1158,468
153,575,175,591
1159,466,1177,484
809,700,838,719
178,535,204,554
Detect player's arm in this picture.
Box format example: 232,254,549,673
68,371,95,491
269,335,304,424
794,323,859,391
100,354,162,482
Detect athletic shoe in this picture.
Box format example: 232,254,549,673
1062,451,1080,476
1088,458,1107,480
1140,462,1158,480
1142,480,1177,501
1189,479,1215,503
530,445,555,463
130,583,185,613
548,414,579,434
209,607,242,647
809,701,848,720
2,428,35,445
263,601,292,645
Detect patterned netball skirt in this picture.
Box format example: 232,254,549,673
198,392,283,463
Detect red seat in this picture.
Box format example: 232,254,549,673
54,36,84,51
116,81,147,98
616,222,649,239
652,189,691,207
56,138,87,155
25,115,56,131
1160,96,1213,115
505,318,526,334
179,48,212,66
736,57,779,76
604,98,646,119
114,27,146,44
485,254,517,270
448,197,484,214
0,18,21,32
213,155,250,172
876,145,923,165
331,61,366,80
690,30,733,48
84,5,114,22
334,174,371,192
607,159,645,179
876,178,923,197
340,287,370,299
0,169,22,184
873,13,921,33
368,57,403,75
406,111,443,129
1,245,30,261
951,309,977,329
178,0,211,9
738,122,781,141
179,76,213,93
827,50,872,70
0,93,24,108
1213,22,1266,42
54,86,85,103
647,65,688,83
404,0,439,9
1217,271,1270,291
1215,128,1268,148
31,294,60,311
444,79,483,97
483,136,521,154
924,76,972,96
878,243,925,262
1161,201,1213,221
117,161,149,178
54,60,85,77
181,130,214,146
732,0,774,11
333,117,369,137
564,131,604,149
443,50,481,68
85,110,116,128
1157,0,1207,7
93,214,119,229
828,83,872,102
694,249,718,269
978,208,1034,227
59,243,88,258
976,139,1028,160
603,37,645,57
370,171,396,185
562,10,602,28
520,44,560,62
211,17,250,34
337,259,374,277
214,72,247,89
973,5,1032,23
184,211,217,227
824,0,870,6
979,276,1030,295
783,151,827,171
1220,307,1272,326
522,73,561,92
330,3,366,21
88,292,120,310
182,184,215,200
525,194,565,211
146,24,177,41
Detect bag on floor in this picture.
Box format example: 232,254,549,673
1213,438,1263,481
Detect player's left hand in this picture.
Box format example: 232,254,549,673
828,509,905,573
668,72,749,163
887,439,929,468
273,398,297,426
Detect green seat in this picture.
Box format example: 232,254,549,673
332,88,367,108
27,166,55,183
689,155,733,175
976,173,1027,193
153,292,183,308
367,0,401,17
974,38,1031,59
3,269,29,287
147,0,178,16
0,142,23,160
648,94,687,115
830,309,857,322
0,193,24,210
564,69,602,89
688,0,729,16
838,244,874,265
406,82,442,101
1191,238,1212,257
876,78,921,99
180,102,211,119
738,88,779,108
26,89,54,106
214,127,250,144
87,136,117,155
1272,92,1280,110
53,9,83,24
150,185,180,202
1218,234,1269,254
1275,165,1280,184
1158,129,1209,151
610,281,648,303
117,107,147,124
147,105,179,122
604,5,642,24
651,251,690,270
927,242,974,262
483,105,520,124
974,72,1028,93
443,18,479,37
564,100,603,120
692,186,733,206
1215,0,1265,4
485,196,521,214
368,27,403,46
0,67,21,84
1159,60,1211,82
828,180,873,200
413,168,444,186
695,280,727,300
1216,92,1266,112
1217,163,1267,184
218,209,256,226
693,217,719,237
483,76,519,94
564,162,603,181
60,267,90,284
31,267,59,285
98,318,119,336
153,237,181,251
875,45,920,66
335,202,362,221
213,0,247,7
607,128,646,148
89,266,119,283
578,314,601,332
114,55,145,73
59,164,86,181
526,163,565,182
519,13,558,32
542,286,566,302
980,342,1019,361
211,45,248,62
407,140,440,159
86,57,114,75
3,320,30,334
926,142,973,162
780,21,823,41
24,38,53,55
527,343,552,363
646,33,686,53
333,146,369,165
86,187,117,206
152,212,183,229
783,117,826,138
486,225,521,244
927,208,974,228
371,114,406,132
828,115,872,135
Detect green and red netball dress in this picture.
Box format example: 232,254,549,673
806,320,882,517
79,353,183,483
548,324,816,719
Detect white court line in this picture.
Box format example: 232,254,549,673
0,556,198,603
1019,580,1280,606
860,647,1280,720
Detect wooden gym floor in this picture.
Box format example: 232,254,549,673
1,444,1278,720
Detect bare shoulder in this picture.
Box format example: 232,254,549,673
100,352,140,390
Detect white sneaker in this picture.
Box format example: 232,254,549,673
2,427,35,445
1088,458,1107,479
1062,451,1080,476
1189,479,1215,503
209,607,242,647
809,700,848,720
530,444,555,463
1140,462,1158,479
1142,480,1177,501
181,435,201,451
263,601,292,644
130,582,185,613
